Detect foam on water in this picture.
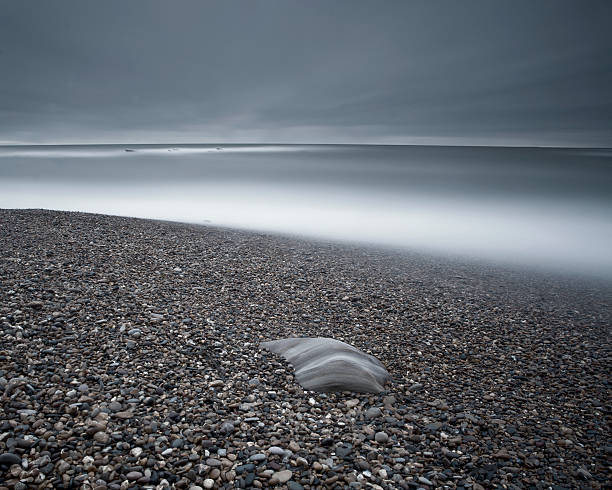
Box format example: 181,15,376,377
0,144,306,158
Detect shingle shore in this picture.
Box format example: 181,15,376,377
0,209,610,489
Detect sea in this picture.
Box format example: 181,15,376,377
1,144,611,277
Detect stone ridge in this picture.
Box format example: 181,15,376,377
262,337,391,393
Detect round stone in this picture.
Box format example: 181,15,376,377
93,432,109,444
365,407,382,419
0,453,21,465
271,469,293,484
374,431,389,443
126,471,143,481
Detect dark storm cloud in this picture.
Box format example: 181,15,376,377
1,0,611,145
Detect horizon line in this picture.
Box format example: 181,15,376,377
1,141,611,150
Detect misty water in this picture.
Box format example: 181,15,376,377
1,144,611,277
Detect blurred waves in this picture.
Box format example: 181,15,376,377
1,144,611,277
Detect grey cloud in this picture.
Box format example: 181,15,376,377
0,0,611,145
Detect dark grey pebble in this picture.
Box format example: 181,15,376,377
236,463,256,474
365,407,382,419
244,472,255,486
126,471,143,481
336,443,352,458
0,452,22,465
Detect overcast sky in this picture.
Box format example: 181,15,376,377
1,0,611,146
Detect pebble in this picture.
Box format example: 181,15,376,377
0,209,609,490
418,476,433,486
375,431,389,443
0,453,21,465
171,438,184,448
365,407,382,419
268,446,288,456
270,469,293,484
206,457,221,467
109,401,123,411
126,471,143,481
93,431,110,444
336,442,352,458
346,398,360,408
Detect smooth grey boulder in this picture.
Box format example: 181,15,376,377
261,337,390,393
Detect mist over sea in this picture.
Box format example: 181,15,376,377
1,144,611,277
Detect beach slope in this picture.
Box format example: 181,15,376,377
0,209,610,488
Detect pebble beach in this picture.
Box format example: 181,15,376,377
0,209,610,489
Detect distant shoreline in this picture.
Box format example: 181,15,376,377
2,142,611,150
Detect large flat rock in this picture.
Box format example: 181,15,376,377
261,337,390,393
